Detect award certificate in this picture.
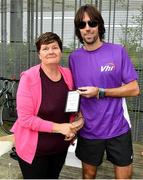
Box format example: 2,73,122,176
65,91,80,112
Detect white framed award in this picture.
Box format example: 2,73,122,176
65,91,80,112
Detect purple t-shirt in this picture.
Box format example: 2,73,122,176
69,42,138,139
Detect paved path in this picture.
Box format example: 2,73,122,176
0,143,143,179
0,134,142,179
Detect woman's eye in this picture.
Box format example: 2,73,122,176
41,46,59,51
53,46,58,49
42,48,48,51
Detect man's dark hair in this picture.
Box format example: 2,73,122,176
36,32,62,52
74,4,105,44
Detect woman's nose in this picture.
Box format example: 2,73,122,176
48,48,54,53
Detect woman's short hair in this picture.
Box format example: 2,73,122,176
74,4,105,44
36,32,62,52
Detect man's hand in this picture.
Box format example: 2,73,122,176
72,116,84,131
77,86,99,98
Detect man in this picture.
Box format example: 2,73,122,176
69,4,140,179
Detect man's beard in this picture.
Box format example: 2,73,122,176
83,34,99,45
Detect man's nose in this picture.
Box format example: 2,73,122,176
85,23,90,30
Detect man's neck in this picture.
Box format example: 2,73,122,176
84,40,103,51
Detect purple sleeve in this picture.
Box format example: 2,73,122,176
121,46,138,83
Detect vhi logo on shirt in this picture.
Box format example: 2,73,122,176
101,63,115,72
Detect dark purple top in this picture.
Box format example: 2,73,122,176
35,68,71,156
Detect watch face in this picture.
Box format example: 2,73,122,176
99,88,105,98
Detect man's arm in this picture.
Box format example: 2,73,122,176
105,80,140,97
77,80,140,98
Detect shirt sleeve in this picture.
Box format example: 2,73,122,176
121,46,138,84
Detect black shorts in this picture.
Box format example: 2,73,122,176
75,130,133,167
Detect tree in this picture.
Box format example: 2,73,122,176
120,5,143,66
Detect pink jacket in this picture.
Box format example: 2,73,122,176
11,64,74,164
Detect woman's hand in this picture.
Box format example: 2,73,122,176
52,123,77,140
64,132,76,141
64,113,85,141
64,117,84,141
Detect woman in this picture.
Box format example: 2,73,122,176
11,32,84,179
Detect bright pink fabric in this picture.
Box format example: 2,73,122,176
11,64,73,164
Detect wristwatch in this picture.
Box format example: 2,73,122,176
97,88,105,99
